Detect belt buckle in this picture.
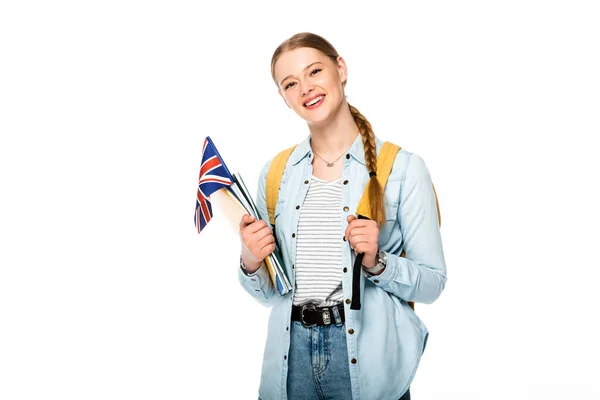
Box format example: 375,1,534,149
301,304,317,327
322,308,331,325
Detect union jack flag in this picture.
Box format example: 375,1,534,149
195,136,234,234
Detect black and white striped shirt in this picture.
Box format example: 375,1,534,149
293,176,344,307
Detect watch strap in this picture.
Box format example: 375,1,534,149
363,249,387,275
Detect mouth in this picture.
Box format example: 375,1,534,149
303,95,325,109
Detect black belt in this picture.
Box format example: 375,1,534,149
291,303,345,327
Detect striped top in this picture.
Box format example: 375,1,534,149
293,175,344,307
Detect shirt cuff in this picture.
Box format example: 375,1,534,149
366,256,394,284
239,259,269,281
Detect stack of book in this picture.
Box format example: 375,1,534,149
197,136,291,296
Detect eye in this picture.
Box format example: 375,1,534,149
310,68,321,76
284,81,296,90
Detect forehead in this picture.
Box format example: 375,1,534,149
273,47,331,82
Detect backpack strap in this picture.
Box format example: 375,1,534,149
266,145,297,226
356,141,441,227
351,142,401,310
355,141,401,219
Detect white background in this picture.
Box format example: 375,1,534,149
1,1,599,399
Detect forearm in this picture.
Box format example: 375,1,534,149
366,252,446,304
238,259,277,306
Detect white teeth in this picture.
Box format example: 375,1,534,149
305,96,323,106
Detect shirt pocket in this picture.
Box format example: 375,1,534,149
378,178,401,245
273,172,290,223
378,199,398,245
273,178,289,247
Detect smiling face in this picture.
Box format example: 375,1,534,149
273,47,348,125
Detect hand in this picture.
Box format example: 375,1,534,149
345,215,379,268
239,214,276,273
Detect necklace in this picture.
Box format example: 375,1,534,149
311,144,353,167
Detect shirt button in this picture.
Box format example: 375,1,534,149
292,233,296,238
295,205,300,209
286,326,289,331
343,206,349,212
343,236,347,241
304,180,309,184
374,280,380,283
345,299,351,305
343,267,348,273
351,358,357,364
292,264,295,269
343,180,349,185
348,328,354,334
284,355,287,360
346,154,350,160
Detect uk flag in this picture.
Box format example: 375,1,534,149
195,136,234,234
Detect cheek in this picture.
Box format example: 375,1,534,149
282,93,298,108
323,73,342,90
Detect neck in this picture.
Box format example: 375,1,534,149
307,101,360,157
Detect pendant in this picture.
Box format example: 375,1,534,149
326,163,334,167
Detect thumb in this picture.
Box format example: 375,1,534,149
347,214,356,223
240,214,256,228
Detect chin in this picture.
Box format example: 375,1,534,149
301,106,336,125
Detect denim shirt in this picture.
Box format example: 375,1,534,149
239,133,447,400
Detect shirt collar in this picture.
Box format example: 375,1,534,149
290,133,366,166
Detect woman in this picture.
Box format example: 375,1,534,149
238,32,446,400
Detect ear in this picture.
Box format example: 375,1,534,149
278,90,291,109
336,56,348,84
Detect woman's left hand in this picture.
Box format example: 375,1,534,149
345,215,379,268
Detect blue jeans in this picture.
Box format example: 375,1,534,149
286,321,353,399
260,321,411,399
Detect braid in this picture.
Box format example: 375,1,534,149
348,103,386,227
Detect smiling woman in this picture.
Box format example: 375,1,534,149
237,32,446,400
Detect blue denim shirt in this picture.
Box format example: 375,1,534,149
239,133,447,400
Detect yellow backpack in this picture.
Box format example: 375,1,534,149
265,142,440,310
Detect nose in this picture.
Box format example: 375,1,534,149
300,80,314,97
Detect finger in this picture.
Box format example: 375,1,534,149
261,242,276,257
350,232,378,250
347,227,372,237
258,233,275,248
344,223,352,244
245,225,272,243
352,240,378,255
347,214,357,223
239,214,256,229
350,232,375,244
345,217,364,240
244,219,269,235
354,242,377,253
348,219,377,229
255,225,274,240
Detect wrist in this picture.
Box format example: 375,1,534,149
361,254,377,269
365,265,385,276
240,256,261,274
363,249,387,276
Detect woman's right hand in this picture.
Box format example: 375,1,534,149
239,214,276,273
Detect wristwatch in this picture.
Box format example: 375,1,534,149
364,249,387,276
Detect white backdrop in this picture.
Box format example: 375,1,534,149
1,1,599,399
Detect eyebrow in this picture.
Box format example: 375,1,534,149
279,62,323,87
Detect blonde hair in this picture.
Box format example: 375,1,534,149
271,32,385,226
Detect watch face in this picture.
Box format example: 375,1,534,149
379,250,387,265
